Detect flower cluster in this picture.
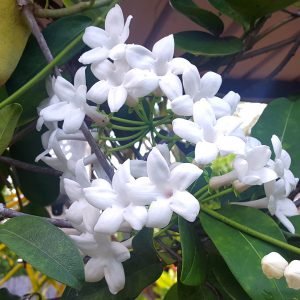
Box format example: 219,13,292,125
262,252,300,290
35,4,299,294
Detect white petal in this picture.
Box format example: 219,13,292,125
84,185,116,210
172,118,202,144
281,149,291,169
183,65,201,98
111,241,131,262
108,85,127,112
79,47,109,65
40,102,69,122
87,81,110,104
233,158,249,179
105,4,125,38
123,205,148,230
193,99,216,128
156,144,171,165
112,160,133,193
277,199,298,217
82,205,100,233
223,91,240,113
64,178,82,202
82,26,109,48
217,136,245,156
171,95,193,116
159,73,182,100
207,97,231,119
65,202,83,225
130,160,147,177
169,190,200,222
275,211,296,233
169,163,202,191
74,67,86,88
126,45,155,69
168,57,192,74
146,198,173,228
54,76,75,102
104,259,126,295
271,135,282,159
120,15,133,43
214,116,242,135
62,108,85,134
247,168,278,184
147,147,170,187
247,146,271,170
195,141,219,165
85,257,105,282
197,71,222,98
109,44,127,60
152,35,174,63
94,206,124,234
91,59,114,80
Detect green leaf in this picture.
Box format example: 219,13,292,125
0,288,21,300
170,0,224,36
10,130,59,206
207,0,249,30
174,31,243,56
200,205,299,299
218,0,297,25
0,104,22,154
5,15,92,126
178,217,207,286
252,97,300,178
210,254,251,299
0,216,84,289
63,229,163,299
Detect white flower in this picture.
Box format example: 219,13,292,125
269,135,298,195
139,146,202,228
39,67,108,133
170,65,239,117
83,160,148,234
284,260,300,290
233,145,277,185
64,160,99,232
261,252,288,279
87,59,158,112
233,179,298,233
173,99,245,165
71,232,130,294
79,4,132,65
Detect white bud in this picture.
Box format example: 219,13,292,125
284,260,300,289
261,252,288,279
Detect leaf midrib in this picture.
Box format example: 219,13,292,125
0,228,80,286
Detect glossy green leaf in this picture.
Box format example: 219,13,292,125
0,104,22,154
208,0,249,30
210,254,251,299
179,217,207,286
174,31,243,56
200,205,299,299
5,15,92,126
10,130,59,206
252,97,300,178
220,0,298,24
0,216,84,289
63,229,163,299
170,0,224,36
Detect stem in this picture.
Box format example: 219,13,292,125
110,116,146,125
0,156,62,177
200,206,300,255
194,184,209,198
100,130,145,142
0,16,103,109
80,123,114,181
153,128,178,142
201,188,234,203
34,0,112,18
133,106,148,123
111,124,149,131
107,130,147,152
0,204,72,228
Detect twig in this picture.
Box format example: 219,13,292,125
0,156,62,177
34,0,111,19
240,32,300,61
81,123,114,181
282,9,300,17
267,39,300,79
10,120,37,146
18,0,60,76
0,204,72,228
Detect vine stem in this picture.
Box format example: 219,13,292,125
0,204,72,228
200,187,234,203
200,206,300,255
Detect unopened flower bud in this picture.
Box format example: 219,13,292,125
284,260,300,289
261,252,288,279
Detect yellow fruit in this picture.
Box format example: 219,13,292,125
0,0,30,86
